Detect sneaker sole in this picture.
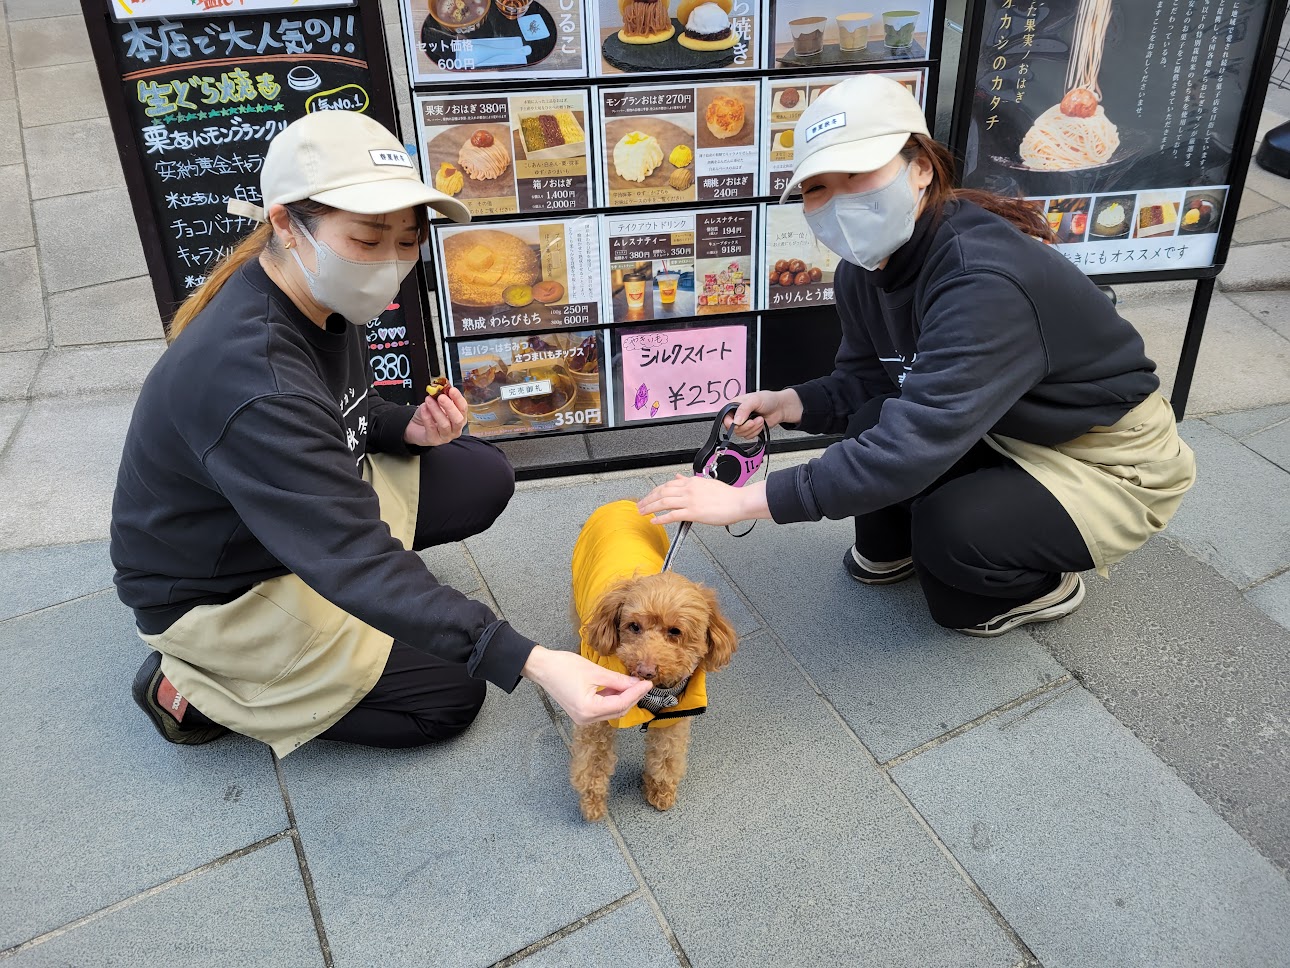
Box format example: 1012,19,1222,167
131,655,229,746
848,563,916,585
958,576,1086,638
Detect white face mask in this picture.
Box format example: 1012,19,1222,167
290,218,418,326
803,162,922,271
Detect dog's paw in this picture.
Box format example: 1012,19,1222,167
579,794,608,822
644,777,678,812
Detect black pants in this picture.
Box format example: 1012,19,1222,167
318,437,515,749
848,396,1094,629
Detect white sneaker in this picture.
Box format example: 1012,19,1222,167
844,546,915,585
958,573,1085,637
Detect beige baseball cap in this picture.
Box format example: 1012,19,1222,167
779,74,929,203
227,110,470,224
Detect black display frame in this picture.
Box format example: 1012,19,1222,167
948,0,1290,419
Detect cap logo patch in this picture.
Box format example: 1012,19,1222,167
369,149,413,169
805,113,846,142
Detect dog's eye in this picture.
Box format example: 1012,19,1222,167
668,627,682,637
625,621,641,634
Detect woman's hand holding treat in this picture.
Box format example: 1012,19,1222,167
729,388,804,439
405,384,469,447
522,646,654,725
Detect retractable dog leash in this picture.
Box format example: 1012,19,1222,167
661,402,770,572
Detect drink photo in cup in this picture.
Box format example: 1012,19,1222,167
771,0,928,65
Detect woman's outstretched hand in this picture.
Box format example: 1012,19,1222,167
729,388,805,439
405,386,469,447
522,646,654,725
637,474,771,527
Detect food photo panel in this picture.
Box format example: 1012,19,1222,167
601,207,757,326
591,0,760,75
433,216,604,336
761,203,840,309
597,81,760,207
416,90,595,218
400,0,588,83
769,0,932,69
762,69,925,196
449,329,608,438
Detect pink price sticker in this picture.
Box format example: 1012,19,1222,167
620,325,747,422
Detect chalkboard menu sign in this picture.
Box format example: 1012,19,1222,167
953,0,1287,280
83,0,432,405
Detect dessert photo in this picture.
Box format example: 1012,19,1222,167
422,121,517,213
762,202,840,308
771,0,930,67
1088,194,1135,240
603,116,697,203
516,110,587,160
1046,197,1091,244
596,0,757,74
695,86,755,149
1133,191,1183,239
695,258,750,313
1179,188,1227,235
401,0,587,82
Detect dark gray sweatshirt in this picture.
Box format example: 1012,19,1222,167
110,259,533,690
766,200,1159,524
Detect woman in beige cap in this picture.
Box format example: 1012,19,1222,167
641,74,1194,637
112,110,651,754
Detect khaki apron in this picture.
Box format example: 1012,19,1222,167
140,453,421,757
984,391,1196,578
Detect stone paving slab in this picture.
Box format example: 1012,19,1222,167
0,245,46,351
28,341,163,397
1233,205,1290,244
892,686,1290,968
1218,240,1290,292
0,590,288,951
1247,570,1290,633
0,392,134,550
1203,399,1290,437
5,838,321,967
464,477,754,652
1118,289,1290,415
1237,189,1279,221
14,61,104,127
0,400,24,451
417,541,484,595
5,0,82,21
0,47,14,101
1225,290,1290,342
33,187,146,293
0,350,41,401
0,99,20,167
1027,536,1290,876
608,631,1021,968
697,512,1065,761
48,276,163,347
1241,411,1290,471
280,678,637,968
8,15,92,70
513,900,680,968
24,117,125,199
0,163,34,251
0,538,113,621
1171,419,1290,587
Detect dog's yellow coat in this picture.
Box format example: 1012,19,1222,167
572,500,708,730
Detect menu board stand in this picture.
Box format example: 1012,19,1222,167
949,0,1289,419
81,0,436,406
401,0,951,476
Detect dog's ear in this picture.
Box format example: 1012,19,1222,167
583,578,632,657
699,585,738,672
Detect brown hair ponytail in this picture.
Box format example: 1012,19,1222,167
166,223,273,342
901,134,1056,243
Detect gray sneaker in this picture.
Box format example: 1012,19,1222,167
958,573,1086,637
843,546,915,585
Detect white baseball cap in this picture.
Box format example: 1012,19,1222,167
779,74,930,203
227,110,470,224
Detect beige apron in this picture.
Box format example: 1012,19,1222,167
140,453,421,757
984,391,1196,578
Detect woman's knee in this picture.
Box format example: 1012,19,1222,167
454,438,516,526
384,677,487,748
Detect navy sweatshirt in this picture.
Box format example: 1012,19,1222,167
766,200,1160,524
110,259,533,691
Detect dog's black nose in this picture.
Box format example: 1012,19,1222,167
632,662,657,680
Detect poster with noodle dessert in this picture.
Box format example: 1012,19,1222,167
590,0,759,75
761,69,926,197
399,0,588,84
415,91,594,218
769,0,933,68
600,207,757,326
958,0,1275,273
432,216,604,336
447,330,607,438
596,82,760,207
760,203,841,308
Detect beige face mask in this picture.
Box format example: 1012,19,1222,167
290,219,418,325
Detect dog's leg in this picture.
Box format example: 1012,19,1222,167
570,721,616,822
643,719,692,812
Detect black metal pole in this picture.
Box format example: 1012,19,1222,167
1170,277,1216,421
